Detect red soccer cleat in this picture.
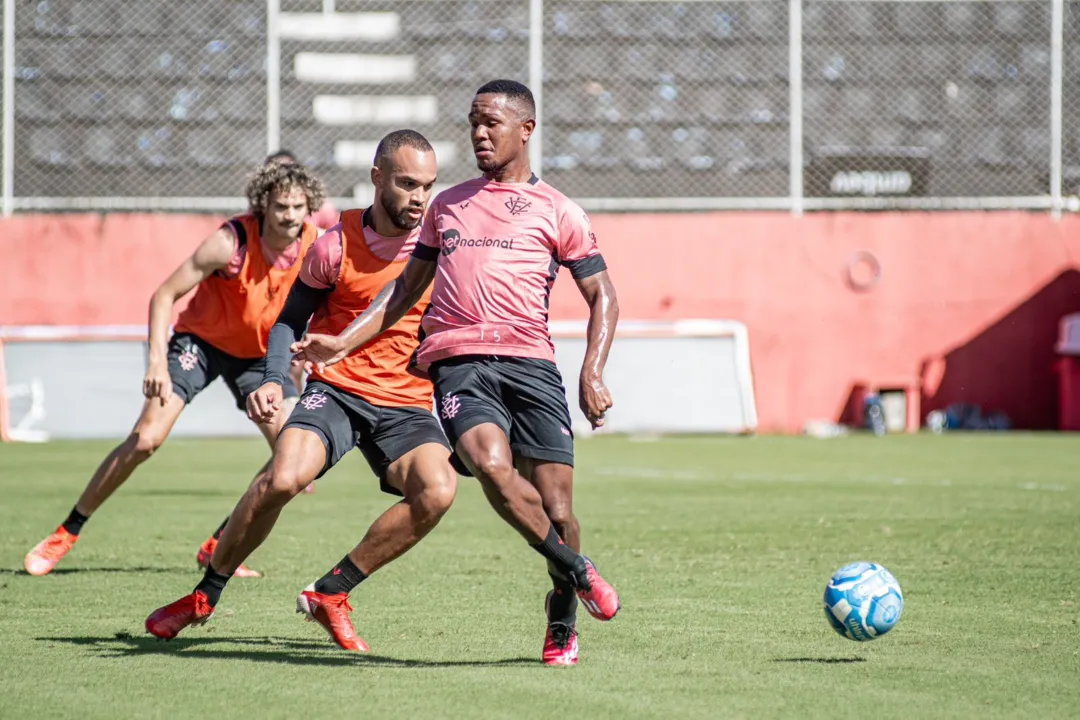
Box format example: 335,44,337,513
575,557,621,622
296,584,369,652
24,527,79,576
145,591,214,640
543,591,579,666
196,537,262,579
543,623,579,666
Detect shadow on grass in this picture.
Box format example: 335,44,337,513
4,566,190,576
127,488,241,498
38,632,537,669
773,657,867,664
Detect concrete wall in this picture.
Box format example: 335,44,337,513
3,211,1078,432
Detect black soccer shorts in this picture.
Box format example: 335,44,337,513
283,380,451,495
167,333,299,411
429,355,575,469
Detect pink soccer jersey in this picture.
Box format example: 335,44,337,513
412,175,607,369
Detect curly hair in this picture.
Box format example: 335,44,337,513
245,161,326,221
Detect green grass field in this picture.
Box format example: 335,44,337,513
1,434,1078,718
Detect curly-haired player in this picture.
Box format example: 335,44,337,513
23,162,326,578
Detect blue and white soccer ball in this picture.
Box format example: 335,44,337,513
823,562,903,641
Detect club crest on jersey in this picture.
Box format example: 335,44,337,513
505,197,531,216
441,228,515,256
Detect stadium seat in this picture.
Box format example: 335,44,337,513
834,3,878,39
135,126,182,168
740,2,786,40
1020,127,1051,167
667,126,716,171
993,3,1042,38
696,6,738,41
943,3,983,38
117,3,169,36
546,43,611,81
62,87,115,120
622,126,660,171
967,128,1011,168
548,6,596,39
892,86,934,124
943,84,990,121
84,127,134,168
673,47,721,82
70,1,121,36
29,128,73,166
16,83,61,122
893,3,940,39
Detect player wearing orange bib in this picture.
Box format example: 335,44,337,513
24,163,325,578
146,130,457,653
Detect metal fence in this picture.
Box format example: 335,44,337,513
1,0,1077,215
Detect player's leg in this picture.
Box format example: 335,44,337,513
24,334,209,576
145,382,352,639
299,410,456,652
430,359,598,596
501,357,588,663
500,356,619,637
195,361,301,576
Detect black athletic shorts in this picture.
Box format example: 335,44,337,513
283,381,451,495
167,333,299,411
429,356,574,469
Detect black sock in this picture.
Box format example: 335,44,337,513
194,564,232,608
313,555,367,596
531,525,587,587
62,507,89,536
547,571,579,626
211,517,229,541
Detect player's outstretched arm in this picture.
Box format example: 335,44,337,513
248,279,327,424
291,255,437,372
575,270,619,429
144,227,235,404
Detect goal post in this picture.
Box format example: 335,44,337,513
0,320,758,441
550,319,758,436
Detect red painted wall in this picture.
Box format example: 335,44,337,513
3,212,1079,432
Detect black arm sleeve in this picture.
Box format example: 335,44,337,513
412,242,440,261
262,280,329,387
561,253,607,280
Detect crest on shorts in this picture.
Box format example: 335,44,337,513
300,392,328,411
177,345,199,372
440,394,462,420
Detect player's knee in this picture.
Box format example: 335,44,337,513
545,499,575,531
471,450,514,484
412,468,458,522
259,465,308,504
129,428,167,459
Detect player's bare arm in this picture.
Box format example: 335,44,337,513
291,254,437,372
575,269,619,429
144,227,235,405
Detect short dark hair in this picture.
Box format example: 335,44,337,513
373,129,434,168
475,79,535,120
265,149,297,164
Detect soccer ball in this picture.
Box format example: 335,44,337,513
823,562,903,641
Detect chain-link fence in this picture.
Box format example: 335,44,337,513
1065,0,1080,197
279,0,530,204
0,0,1075,213
11,1,266,208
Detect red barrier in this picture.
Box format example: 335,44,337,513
3,211,1079,432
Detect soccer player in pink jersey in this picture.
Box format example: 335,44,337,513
292,80,621,666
